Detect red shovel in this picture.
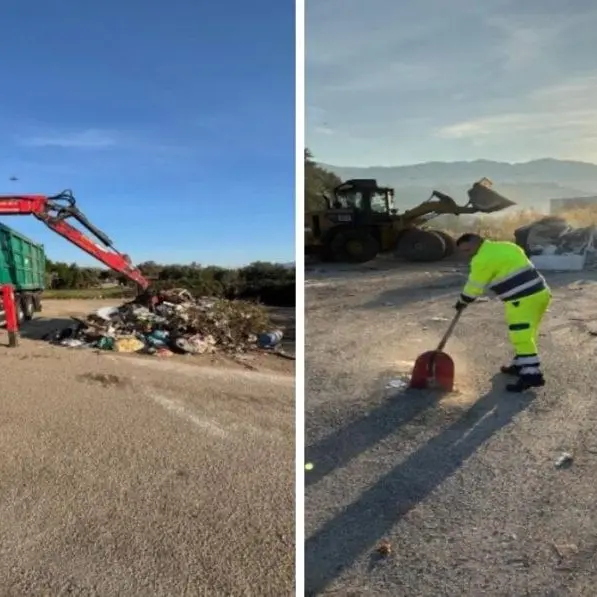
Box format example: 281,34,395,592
409,310,463,392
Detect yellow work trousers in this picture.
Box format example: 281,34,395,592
504,289,551,373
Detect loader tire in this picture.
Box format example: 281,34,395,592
433,230,456,257
330,229,380,263
398,229,446,262
316,244,334,262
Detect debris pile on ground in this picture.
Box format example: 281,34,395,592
515,216,597,258
43,289,285,357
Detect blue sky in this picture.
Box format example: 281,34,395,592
307,0,597,167
0,0,295,266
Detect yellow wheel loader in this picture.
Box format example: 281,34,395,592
304,177,515,263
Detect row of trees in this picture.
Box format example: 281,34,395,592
45,259,296,307
44,150,331,306
305,149,341,211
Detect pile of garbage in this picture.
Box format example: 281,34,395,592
44,288,284,356
515,216,597,258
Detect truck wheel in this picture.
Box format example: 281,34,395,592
22,295,34,321
33,293,42,313
16,300,25,325
432,230,457,257
398,229,447,262
329,229,380,263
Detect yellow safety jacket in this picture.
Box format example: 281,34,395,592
460,240,548,304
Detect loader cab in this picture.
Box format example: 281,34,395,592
331,179,397,219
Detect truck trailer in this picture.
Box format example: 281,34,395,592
0,222,45,324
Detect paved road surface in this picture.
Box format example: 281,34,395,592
0,300,295,596
305,261,597,596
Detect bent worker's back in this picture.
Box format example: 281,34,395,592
454,234,552,392
463,239,549,303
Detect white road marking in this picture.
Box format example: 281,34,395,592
144,390,228,439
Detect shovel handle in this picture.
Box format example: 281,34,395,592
436,310,463,352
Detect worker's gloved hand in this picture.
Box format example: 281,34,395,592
454,299,468,312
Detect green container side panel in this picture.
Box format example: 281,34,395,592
0,223,46,291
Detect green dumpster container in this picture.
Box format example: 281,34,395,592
0,222,45,322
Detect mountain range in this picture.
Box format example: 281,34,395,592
320,158,597,212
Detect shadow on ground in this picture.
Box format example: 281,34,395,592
542,269,597,290
18,317,76,341
360,269,597,314
359,274,465,310
306,254,467,281
304,375,539,596
305,387,441,488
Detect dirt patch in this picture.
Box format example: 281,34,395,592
76,372,129,388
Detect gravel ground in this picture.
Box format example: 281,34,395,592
305,260,597,596
0,300,295,597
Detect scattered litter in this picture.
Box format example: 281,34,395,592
44,290,282,357
386,378,409,390
173,334,216,355
376,540,392,557
60,338,86,348
430,316,448,322
555,452,574,468
155,347,174,357
515,216,595,256
515,216,597,270
258,329,284,349
95,306,120,321
114,336,146,353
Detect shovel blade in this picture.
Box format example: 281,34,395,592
409,350,455,392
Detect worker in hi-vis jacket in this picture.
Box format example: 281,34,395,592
454,233,551,392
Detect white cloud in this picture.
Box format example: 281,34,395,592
306,0,597,165
13,127,191,164
317,62,436,95
486,16,565,71
436,75,597,141
313,125,334,136
17,128,119,149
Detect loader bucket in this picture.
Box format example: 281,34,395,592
467,178,516,213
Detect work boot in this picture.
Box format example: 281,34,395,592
506,373,545,392
500,364,521,376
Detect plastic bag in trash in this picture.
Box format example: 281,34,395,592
258,330,284,348
146,329,170,348
60,338,86,348
114,336,146,353
96,336,115,350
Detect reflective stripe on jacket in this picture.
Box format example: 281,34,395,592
460,240,548,303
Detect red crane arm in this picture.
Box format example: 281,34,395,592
0,190,149,290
